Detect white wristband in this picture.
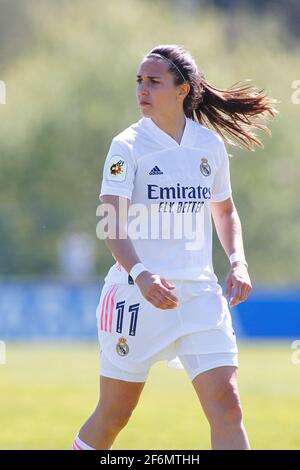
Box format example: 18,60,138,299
130,263,147,282
229,252,248,268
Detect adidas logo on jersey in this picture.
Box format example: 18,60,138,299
149,166,163,175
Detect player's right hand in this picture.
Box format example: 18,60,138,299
135,271,178,310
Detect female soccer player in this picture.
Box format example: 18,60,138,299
72,44,277,451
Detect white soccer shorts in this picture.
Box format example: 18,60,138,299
96,279,238,378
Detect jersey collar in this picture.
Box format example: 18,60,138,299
141,115,195,148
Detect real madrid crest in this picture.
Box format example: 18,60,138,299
200,158,211,176
116,337,129,356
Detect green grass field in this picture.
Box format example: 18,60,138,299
1,341,299,450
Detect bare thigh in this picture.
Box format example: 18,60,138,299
191,366,241,424
78,376,146,447
97,375,146,418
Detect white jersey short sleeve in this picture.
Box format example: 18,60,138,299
99,116,233,288
100,138,137,200
211,138,232,202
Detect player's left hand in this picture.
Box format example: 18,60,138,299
225,263,252,307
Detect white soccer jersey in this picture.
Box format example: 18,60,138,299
99,115,232,291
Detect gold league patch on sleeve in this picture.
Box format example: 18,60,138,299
107,155,127,182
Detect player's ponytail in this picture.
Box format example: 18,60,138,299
146,45,278,151
191,76,278,151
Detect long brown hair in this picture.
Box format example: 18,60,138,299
145,44,278,151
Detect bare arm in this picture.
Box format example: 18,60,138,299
211,196,252,306
210,197,246,266
100,194,178,309
100,194,141,274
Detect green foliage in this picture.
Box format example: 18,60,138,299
0,0,299,282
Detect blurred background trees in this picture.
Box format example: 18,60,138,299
0,0,299,284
